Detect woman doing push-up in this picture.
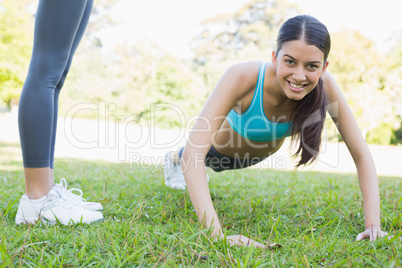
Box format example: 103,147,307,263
163,15,389,247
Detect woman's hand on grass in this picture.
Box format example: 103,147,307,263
356,226,392,241
226,235,266,248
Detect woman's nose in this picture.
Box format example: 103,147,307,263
292,66,306,81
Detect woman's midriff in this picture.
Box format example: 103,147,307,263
212,119,286,159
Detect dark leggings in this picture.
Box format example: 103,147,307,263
178,146,265,172
18,0,93,168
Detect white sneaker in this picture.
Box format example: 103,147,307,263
15,186,104,225
55,178,103,211
164,151,187,190
163,151,210,190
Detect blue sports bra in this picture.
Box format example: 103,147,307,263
227,62,292,142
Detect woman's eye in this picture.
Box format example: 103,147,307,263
285,60,295,64
307,64,318,69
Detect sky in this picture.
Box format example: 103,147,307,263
101,0,402,58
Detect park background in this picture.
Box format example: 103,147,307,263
1,0,402,266
1,0,402,175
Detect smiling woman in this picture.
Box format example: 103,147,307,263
274,42,328,98
162,15,391,247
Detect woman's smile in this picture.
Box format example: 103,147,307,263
287,80,308,92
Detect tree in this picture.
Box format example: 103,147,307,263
330,29,401,144
85,0,121,48
190,0,300,65
0,0,33,110
385,28,402,144
189,0,300,96
63,41,207,128
0,0,121,110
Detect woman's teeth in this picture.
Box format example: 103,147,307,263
289,82,304,88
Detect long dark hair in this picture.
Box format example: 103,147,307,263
276,15,331,166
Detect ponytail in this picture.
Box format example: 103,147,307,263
290,78,328,167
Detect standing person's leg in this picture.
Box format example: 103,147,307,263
17,0,102,224
19,0,88,198
49,0,94,183
46,0,102,212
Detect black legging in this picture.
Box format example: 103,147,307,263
179,146,265,172
18,0,93,168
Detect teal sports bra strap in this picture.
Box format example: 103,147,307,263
235,62,267,117
255,62,267,111
226,62,293,142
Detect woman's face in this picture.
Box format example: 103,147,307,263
272,39,328,101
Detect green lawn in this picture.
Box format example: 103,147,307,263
0,141,401,267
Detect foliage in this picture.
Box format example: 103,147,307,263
1,0,402,145
0,0,120,110
0,0,32,110
366,123,394,145
386,31,402,144
62,42,207,128
86,0,121,48
0,141,401,266
329,30,402,143
188,0,301,96
190,0,300,65
391,121,402,145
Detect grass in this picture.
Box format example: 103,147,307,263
0,141,401,267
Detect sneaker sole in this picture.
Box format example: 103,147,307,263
16,216,105,226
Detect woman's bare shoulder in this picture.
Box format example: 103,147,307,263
221,61,264,94
322,70,343,89
226,61,262,82
321,71,343,96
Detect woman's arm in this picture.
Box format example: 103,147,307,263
323,72,388,241
181,62,265,247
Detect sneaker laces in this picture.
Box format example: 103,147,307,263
40,188,74,212
57,178,87,202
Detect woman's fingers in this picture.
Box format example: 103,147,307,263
356,228,391,241
356,231,369,241
226,235,266,248
377,230,393,240
369,226,378,241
